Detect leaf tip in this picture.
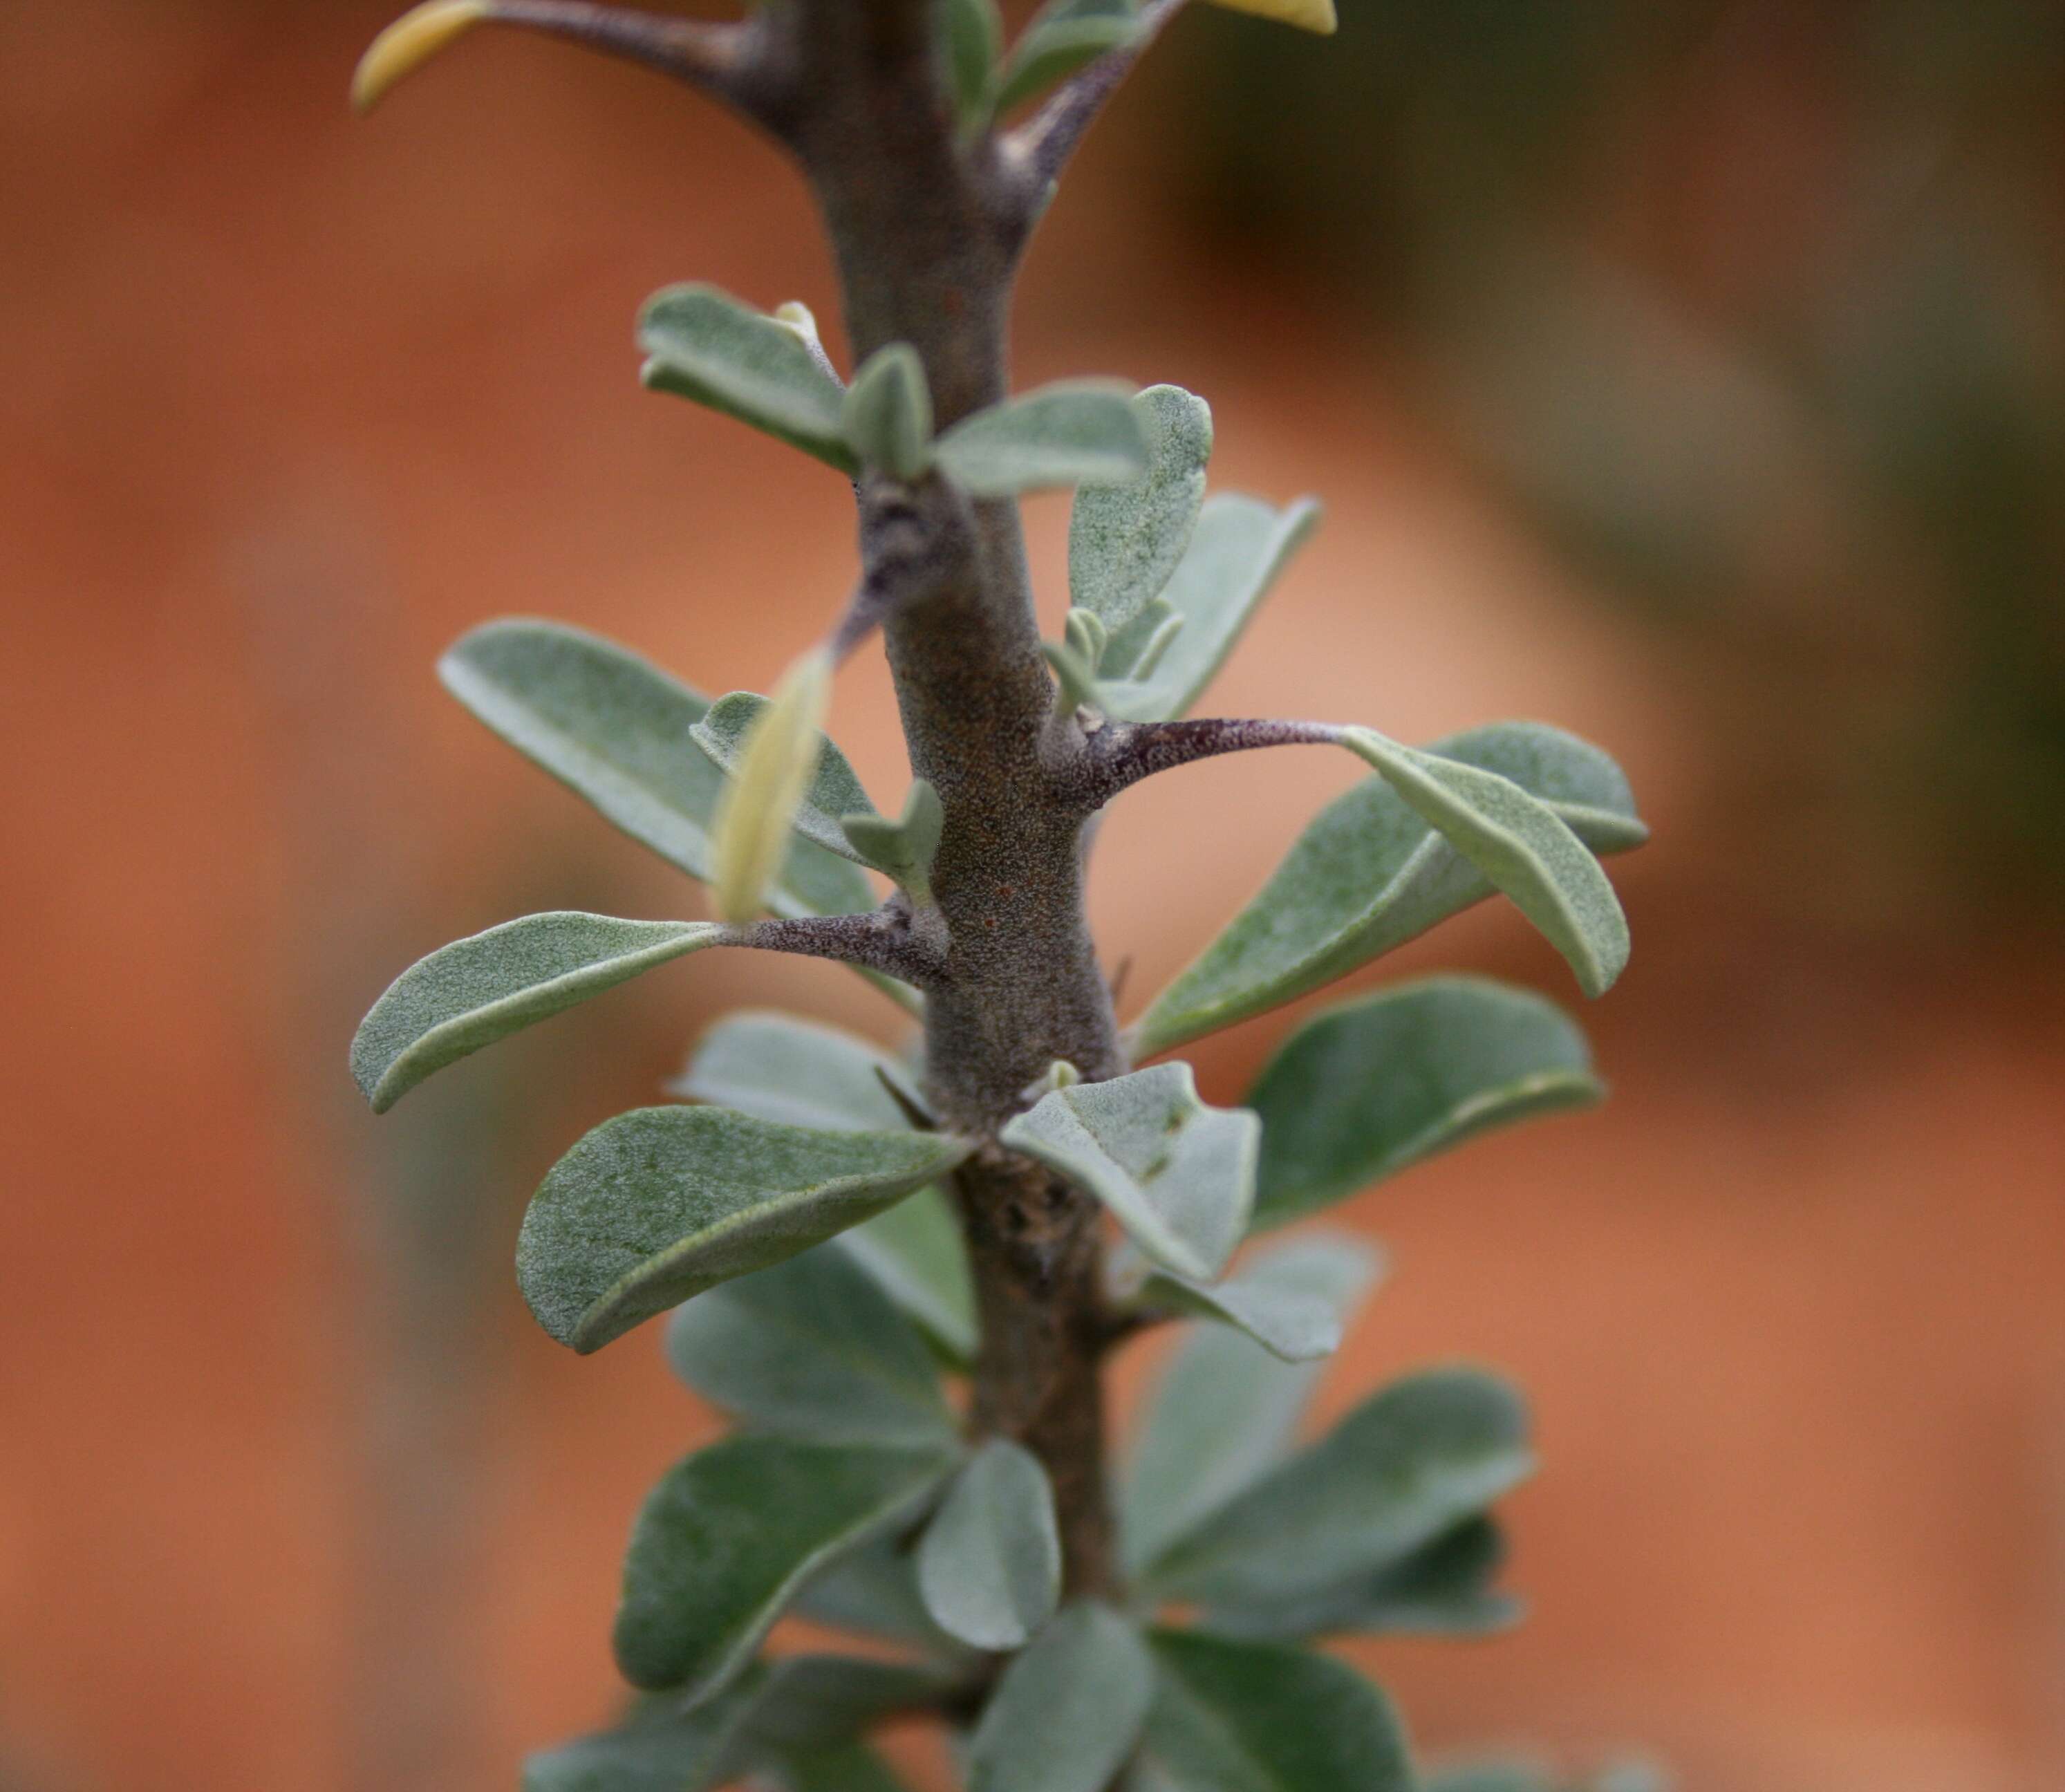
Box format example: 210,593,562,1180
1203,0,1338,33
711,648,834,924
352,0,492,115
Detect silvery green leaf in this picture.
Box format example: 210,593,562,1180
516,1108,974,1353
1139,1630,1416,1792
439,619,871,919
664,1246,955,1447
940,0,1005,128
837,1187,979,1368
1094,494,1320,722
521,1674,763,1792
671,1009,924,1132
1131,723,1645,1058
775,1744,911,1792
968,1604,1154,1792
1142,1368,1535,1607
1424,1765,1558,1792
720,1654,968,1763
794,1533,968,1653
841,782,945,904
1340,727,1630,999
1121,1235,1381,1576
917,1439,1062,1650
1069,385,1213,631
1099,596,1179,681
352,913,724,1114
614,1435,955,1697
1125,1251,1347,1363
639,284,857,474
693,692,881,866
1248,978,1601,1228
999,1064,1257,1282
993,0,1137,116
843,345,934,480
933,380,1149,498
1202,1516,1517,1643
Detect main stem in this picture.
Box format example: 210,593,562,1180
790,1,1128,1593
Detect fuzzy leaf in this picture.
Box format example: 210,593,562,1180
843,345,934,480
1248,978,1602,1228
1139,1630,1413,1792
1096,494,1320,722
521,1677,760,1792
993,1,1137,117
1202,1516,1517,1643
1142,1368,1535,1607
614,1435,955,1697
438,619,870,918
969,1604,1155,1792
670,1010,924,1133
516,1108,973,1354
837,1188,979,1368
722,1654,967,1761
1132,723,1645,1058
664,1246,954,1447
794,1533,969,1654
1340,727,1630,998
776,1744,912,1792
1070,385,1213,631
1121,1236,1381,1575
694,689,879,867
917,1440,1063,1650
351,913,722,1113
1125,1253,1347,1363
841,782,944,904
639,285,857,473
933,380,1150,498
941,0,1005,127
710,651,836,922
1000,1063,1257,1282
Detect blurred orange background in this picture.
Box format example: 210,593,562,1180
3,3,2063,1789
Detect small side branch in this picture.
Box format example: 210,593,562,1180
1066,716,1342,810
722,902,950,989
997,0,1189,223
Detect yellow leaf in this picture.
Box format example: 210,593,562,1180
352,0,492,115
1201,0,1337,34
711,649,834,923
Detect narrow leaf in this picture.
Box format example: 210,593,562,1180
1121,1235,1381,1575
516,1108,973,1354
843,345,934,481
968,1604,1154,1792
671,1009,924,1134
1143,1367,1535,1607
1340,727,1630,998
1070,385,1213,631
1139,1630,1413,1792
941,0,1005,128
694,687,879,866
664,1246,955,1447
351,913,722,1113
639,284,857,473
1132,722,1645,1058
711,650,836,922
614,1435,954,1697
933,380,1149,498
841,781,944,904
438,619,870,918
993,1,1137,117
917,1440,1063,1650
1248,978,1602,1228
1000,1063,1258,1282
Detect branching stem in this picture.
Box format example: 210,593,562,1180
1069,716,1343,809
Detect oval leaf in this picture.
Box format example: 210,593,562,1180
1070,385,1213,631
665,1246,955,1447
999,1063,1258,1282
516,1108,974,1354
794,1533,971,1654
351,913,722,1113
615,1435,954,1697
843,344,934,480
1125,1256,1347,1364
1131,722,1645,1058
1248,977,1602,1227
1141,1367,1535,1607
917,1439,1062,1650
694,688,881,868
968,1604,1154,1792
639,284,857,473
671,1009,924,1132
933,380,1149,498
836,1187,979,1369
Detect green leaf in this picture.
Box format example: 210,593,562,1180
1070,385,1213,632
671,1009,925,1133
1340,727,1630,999
664,1245,955,1447
1139,1630,1416,1792
725,1654,966,1760
639,284,857,473
1124,1249,1349,1363
1142,1368,1535,1607
439,619,871,919
837,1187,979,1368
999,1063,1258,1282
521,1677,761,1792
794,1533,969,1653
1121,1235,1381,1575
1131,722,1646,1058
352,913,723,1114
1096,494,1320,722
614,1435,954,1697
843,344,934,480
1248,977,1602,1228
968,1604,1155,1792
993,1,1137,117
933,380,1150,498
1424,1766,1558,1792
516,1108,974,1354
940,0,1005,128
917,1439,1062,1650
776,1744,912,1792
1202,1516,1517,1643
841,781,945,905
693,692,881,867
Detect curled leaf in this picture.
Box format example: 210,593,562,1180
352,0,489,114
712,650,834,922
